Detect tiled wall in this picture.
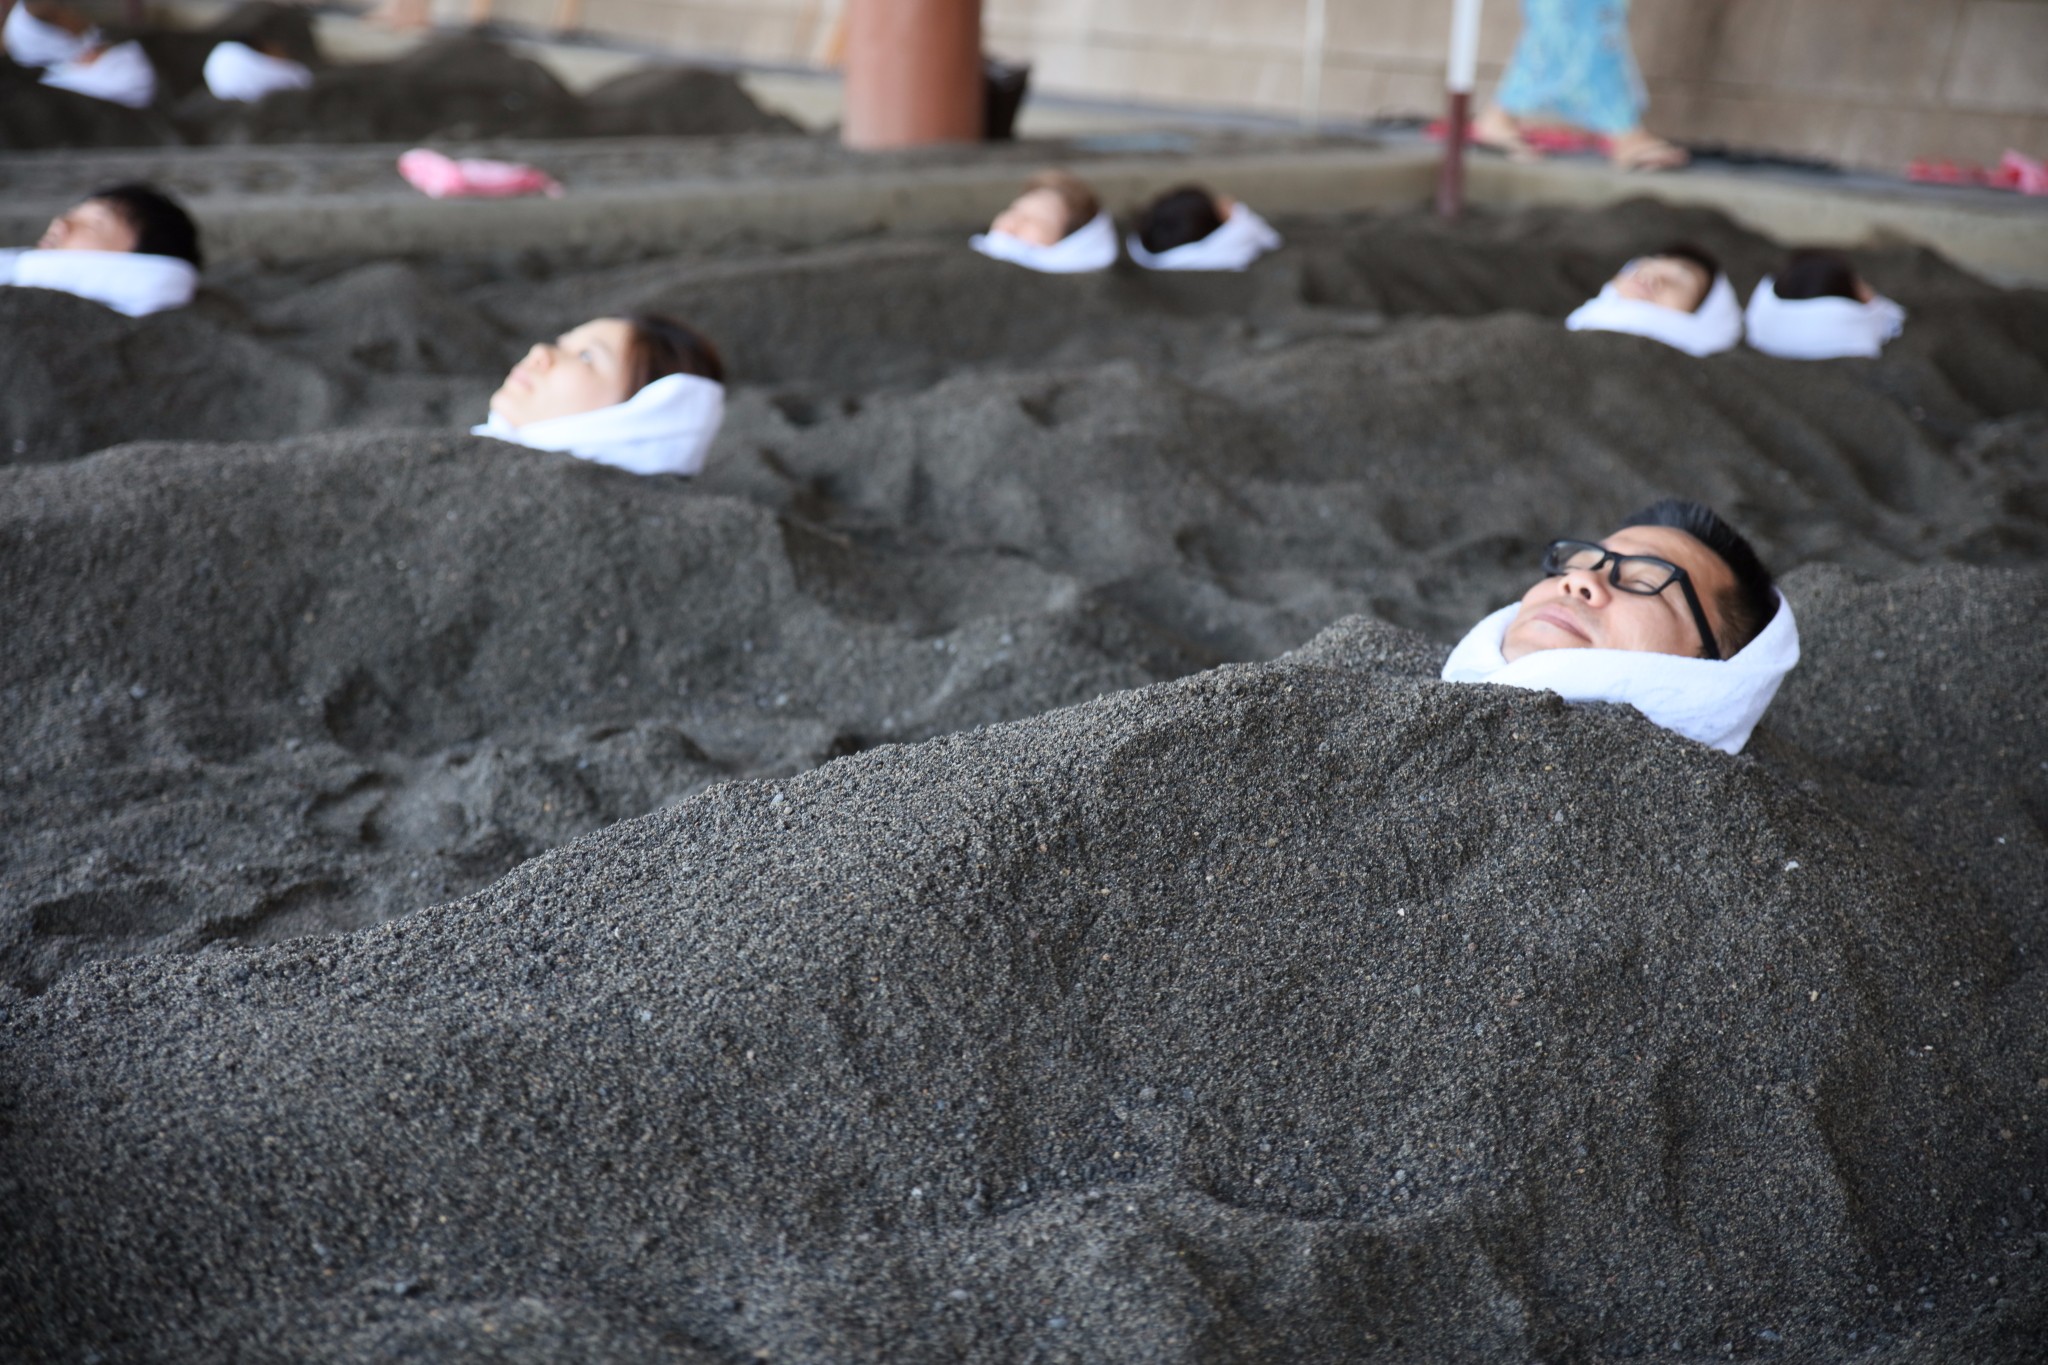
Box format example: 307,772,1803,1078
440,0,2048,172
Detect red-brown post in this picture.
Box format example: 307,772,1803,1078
842,0,984,150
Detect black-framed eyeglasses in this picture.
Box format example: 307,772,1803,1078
1540,539,1722,661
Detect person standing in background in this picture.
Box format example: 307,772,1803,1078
1474,0,1688,172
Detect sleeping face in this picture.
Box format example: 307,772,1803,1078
990,187,1072,247
37,198,140,254
1500,526,1735,661
490,318,637,428
1611,255,1710,312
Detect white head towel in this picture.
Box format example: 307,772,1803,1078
202,40,313,102
1126,202,1283,273
471,372,726,477
4,4,95,67
969,210,1120,275
1564,271,1744,357
1744,277,1904,360
0,247,198,317
1439,591,1800,754
39,38,156,108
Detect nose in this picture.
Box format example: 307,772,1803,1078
524,341,555,369
1556,568,1611,606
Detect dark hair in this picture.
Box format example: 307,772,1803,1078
1616,498,1776,656
1023,169,1100,241
1774,248,1861,301
623,313,724,392
89,183,203,269
1136,186,1225,255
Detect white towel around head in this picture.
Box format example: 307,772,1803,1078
968,210,1120,275
1564,271,1744,357
203,40,313,102
4,4,95,66
1126,202,1283,272
39,38,156,108
1438,591,1800,755
472,372,726,477
0,247,198,317
1743,277,1905,360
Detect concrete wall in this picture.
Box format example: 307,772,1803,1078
427,0,2048,173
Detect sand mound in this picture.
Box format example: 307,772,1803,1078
1,28,799,148
3,198,2045,1355
0,430,1171,995
3,572,2043,1359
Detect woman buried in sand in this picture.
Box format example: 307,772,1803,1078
1,182,203,317
472,314,727,477
1563,242,1742,357
969,169,1119,274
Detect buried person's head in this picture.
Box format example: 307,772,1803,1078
36,183,204,267
1610,243,1719,313
1503,498,1776,662
476,313,727,478
1445,499,1796,755
1135,186,1226,255
989,170,1100,247
1772,247,1871,304
489,314,724,429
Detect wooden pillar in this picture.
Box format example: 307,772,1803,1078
842,0,983,150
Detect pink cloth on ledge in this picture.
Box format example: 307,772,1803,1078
398,148,563,200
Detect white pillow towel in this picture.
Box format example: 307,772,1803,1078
1744,277,1905,360
1439,591,1800,755
472,372,726,477
203,40,313,103
969,210,1120,275
1126,202,1283,272
1564,271,1744,357
39,37,156,108
4,3,94,66
0,247,198,317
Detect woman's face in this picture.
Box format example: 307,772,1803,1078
1612,256,1710,312
490,318,636,428
38,198,139,254
990,188,1071,247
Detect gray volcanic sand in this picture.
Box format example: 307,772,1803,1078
0,25,798,148
2,196,2046,1359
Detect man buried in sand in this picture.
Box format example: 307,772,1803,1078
969,169,1119,274
1442,498,1798,754
0,183,202,317
472,314,727,477
1565,243,1742,357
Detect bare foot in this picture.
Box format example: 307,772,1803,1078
1608,128,1689,172
1473,106,1541,161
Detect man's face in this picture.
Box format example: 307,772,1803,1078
990,188,1071,247
37,198,139,254
1501,525,1734,661
1612,256,1710,312
490,318,636,428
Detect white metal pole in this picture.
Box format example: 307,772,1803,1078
1447,0,1483,94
